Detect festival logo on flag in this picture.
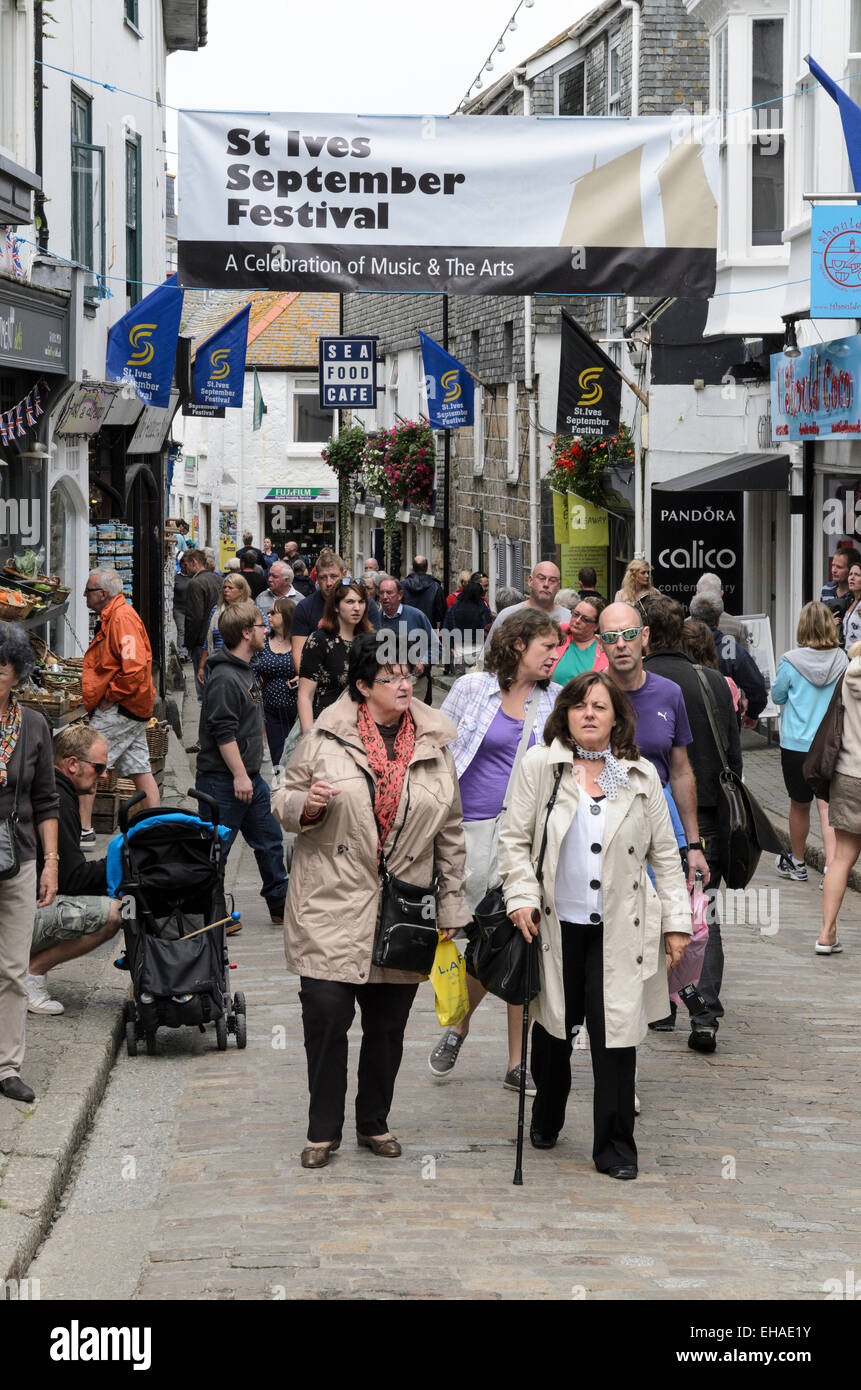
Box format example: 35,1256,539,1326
192,303,251,410
105,274,184,408
419,332,474,429
556,309,622,437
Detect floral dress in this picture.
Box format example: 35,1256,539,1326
299,631,353,719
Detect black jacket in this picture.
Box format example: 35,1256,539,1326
643,650,742,810
710,627,768,719
184,569,222,650
36,768,107,895
402,572,445,626
197,648,264,777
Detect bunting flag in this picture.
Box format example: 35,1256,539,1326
24,394,36,427
253,366,267,430
192,302,251,409
0,379,51,452
0,415,8,447
14,404,25,437
806,55,861,192
419,332,474,429
105,273,184,408
4,228,23,278
33,384,44,417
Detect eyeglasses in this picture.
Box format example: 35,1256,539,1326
571,611,598,625
252,622,267,629
83,586,104,596
80,759,107,775
374,673,417,687
599,626,642,645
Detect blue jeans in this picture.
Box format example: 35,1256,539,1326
190,645,205,702
195,770,288,916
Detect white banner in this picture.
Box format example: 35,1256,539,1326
178,111,719,297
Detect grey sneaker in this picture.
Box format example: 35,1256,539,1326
428,1029,465,1079
79,828,96,848
503,1065,537,1096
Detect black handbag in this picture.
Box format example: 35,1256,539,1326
365,770,440,975
0,714,26,882
466,765,563,1003
693,666,780,890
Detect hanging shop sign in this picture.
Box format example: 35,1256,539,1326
770,335,861,441
178,112,719,298
126,390,179,455
650,490,743,605
319,336,377,409
56,384,117,436
811,207,861,317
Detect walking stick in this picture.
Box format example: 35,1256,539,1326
513,913,539,1186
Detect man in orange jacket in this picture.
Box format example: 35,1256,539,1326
79,569,159,844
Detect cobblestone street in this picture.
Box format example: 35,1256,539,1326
26,799,861,1301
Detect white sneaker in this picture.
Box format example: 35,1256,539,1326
26,974,64,1015
634,1093,641,1116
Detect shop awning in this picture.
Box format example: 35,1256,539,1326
653,452,791,493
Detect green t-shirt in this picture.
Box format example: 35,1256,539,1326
553,639,598,686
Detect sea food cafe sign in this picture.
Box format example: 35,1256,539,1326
771,335,860,440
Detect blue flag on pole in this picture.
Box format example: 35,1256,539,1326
192,303,251,409
807,55,861,193
105,274,184,408
419,331,474,429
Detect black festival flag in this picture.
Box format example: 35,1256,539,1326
556,309,622,438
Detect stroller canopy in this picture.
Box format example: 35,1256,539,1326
106,812,232,898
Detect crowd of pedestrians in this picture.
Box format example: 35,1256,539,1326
4,534,859,1193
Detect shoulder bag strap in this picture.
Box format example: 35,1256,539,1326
501,688,542,813
692,665,731,773
535,765,565,887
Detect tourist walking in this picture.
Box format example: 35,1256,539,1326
614,559,661,608
550,596,609,685
298,580,372,731
196,573,252,688
806,643,861,953
271,632,469,1169
499,671,691,1178
429,609,562,1092
771,602,848,885
256,598,298,766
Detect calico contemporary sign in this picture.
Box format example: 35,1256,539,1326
178,112,719,297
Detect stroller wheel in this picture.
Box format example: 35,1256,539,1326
233,990,246,1015
215,1015,228,1051
235,1012,247,1049
124,998,136,1023
145,1032,158,1057
125,1020,138,1058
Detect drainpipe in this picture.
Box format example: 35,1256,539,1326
513,68,540,566
620,1,642,550
33,0,48,250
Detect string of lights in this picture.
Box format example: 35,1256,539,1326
457,0,536,111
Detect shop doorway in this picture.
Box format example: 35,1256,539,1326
264,501,336,567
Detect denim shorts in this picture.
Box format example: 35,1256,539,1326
32,895,114,953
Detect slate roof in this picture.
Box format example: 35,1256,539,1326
180,289,340,368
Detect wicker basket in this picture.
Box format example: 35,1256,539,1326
0,594,36,621
3,561,60,590
146,722,170,758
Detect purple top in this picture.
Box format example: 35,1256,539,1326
625,671,692,786
458,706,536,821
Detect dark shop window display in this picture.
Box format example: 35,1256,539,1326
264,503,337,565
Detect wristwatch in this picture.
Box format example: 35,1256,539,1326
686,839,705,852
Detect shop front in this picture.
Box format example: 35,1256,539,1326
258,485,338,565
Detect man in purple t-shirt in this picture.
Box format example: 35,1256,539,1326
599,602,708,890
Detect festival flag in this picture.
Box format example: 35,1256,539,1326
253,366,267,430
192,303,251,409
556,309,623,437
807,55,861,192
419,331,474,429
105,273,184,408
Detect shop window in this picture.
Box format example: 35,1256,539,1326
293,391,333,444
125,134,142,306
71,87,106,302
750,18,784,247
557,61,585,117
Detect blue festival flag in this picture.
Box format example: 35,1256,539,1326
419,331,474,430
807,55,861,193
105,274,184,408
192,303,251,409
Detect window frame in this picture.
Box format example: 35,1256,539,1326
125,132,142,307
607,33,622,117
71,89,107,303
555,58,586,117
749,15,786,250
290,380,334,448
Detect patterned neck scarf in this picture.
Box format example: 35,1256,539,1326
0,697,22,789
573,741,630,801
357,701,416,860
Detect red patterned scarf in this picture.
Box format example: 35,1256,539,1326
0,697,22,789
356,701,416,859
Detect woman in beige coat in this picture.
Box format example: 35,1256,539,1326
271,631,469,1169
498,671,691,1179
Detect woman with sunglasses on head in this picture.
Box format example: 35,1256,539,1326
271,631,469,1169
614,558,661,608
550,595,609,686
297,580,372,732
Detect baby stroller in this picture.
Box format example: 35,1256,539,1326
106,788,246,1056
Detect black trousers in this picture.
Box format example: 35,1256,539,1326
298,977,418,1142
530,922,637,1171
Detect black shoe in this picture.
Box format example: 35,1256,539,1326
0,1076,35,1102
605,1164,638,1180
688,1027,717,1054
529,1126,557,1149
648,1013,676,1031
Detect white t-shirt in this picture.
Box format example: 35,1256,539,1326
554,790,606,925
844,602,861,650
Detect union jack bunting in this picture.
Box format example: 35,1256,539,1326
14,404,25,437
24,393,36,427
4,229,23,278
0,415,9,446
33,384,44,417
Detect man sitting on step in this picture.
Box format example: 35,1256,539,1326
27,724,123,1015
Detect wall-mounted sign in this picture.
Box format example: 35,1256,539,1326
650,490,743,605
319,336,377,409
770,335,860,441
811,206,861,318
258,485,338,503
0,285,68,373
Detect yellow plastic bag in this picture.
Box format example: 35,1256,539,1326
430,934,469,1027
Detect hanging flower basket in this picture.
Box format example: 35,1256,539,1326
380,420,436,510
546,424,635,507
322,425,367,559
361,436,399,570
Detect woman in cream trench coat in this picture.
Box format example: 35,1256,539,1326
498,671,691,1177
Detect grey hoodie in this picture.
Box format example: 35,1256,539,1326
197,648,264,777
783,647,848,686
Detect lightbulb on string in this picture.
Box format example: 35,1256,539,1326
485,59,494,70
